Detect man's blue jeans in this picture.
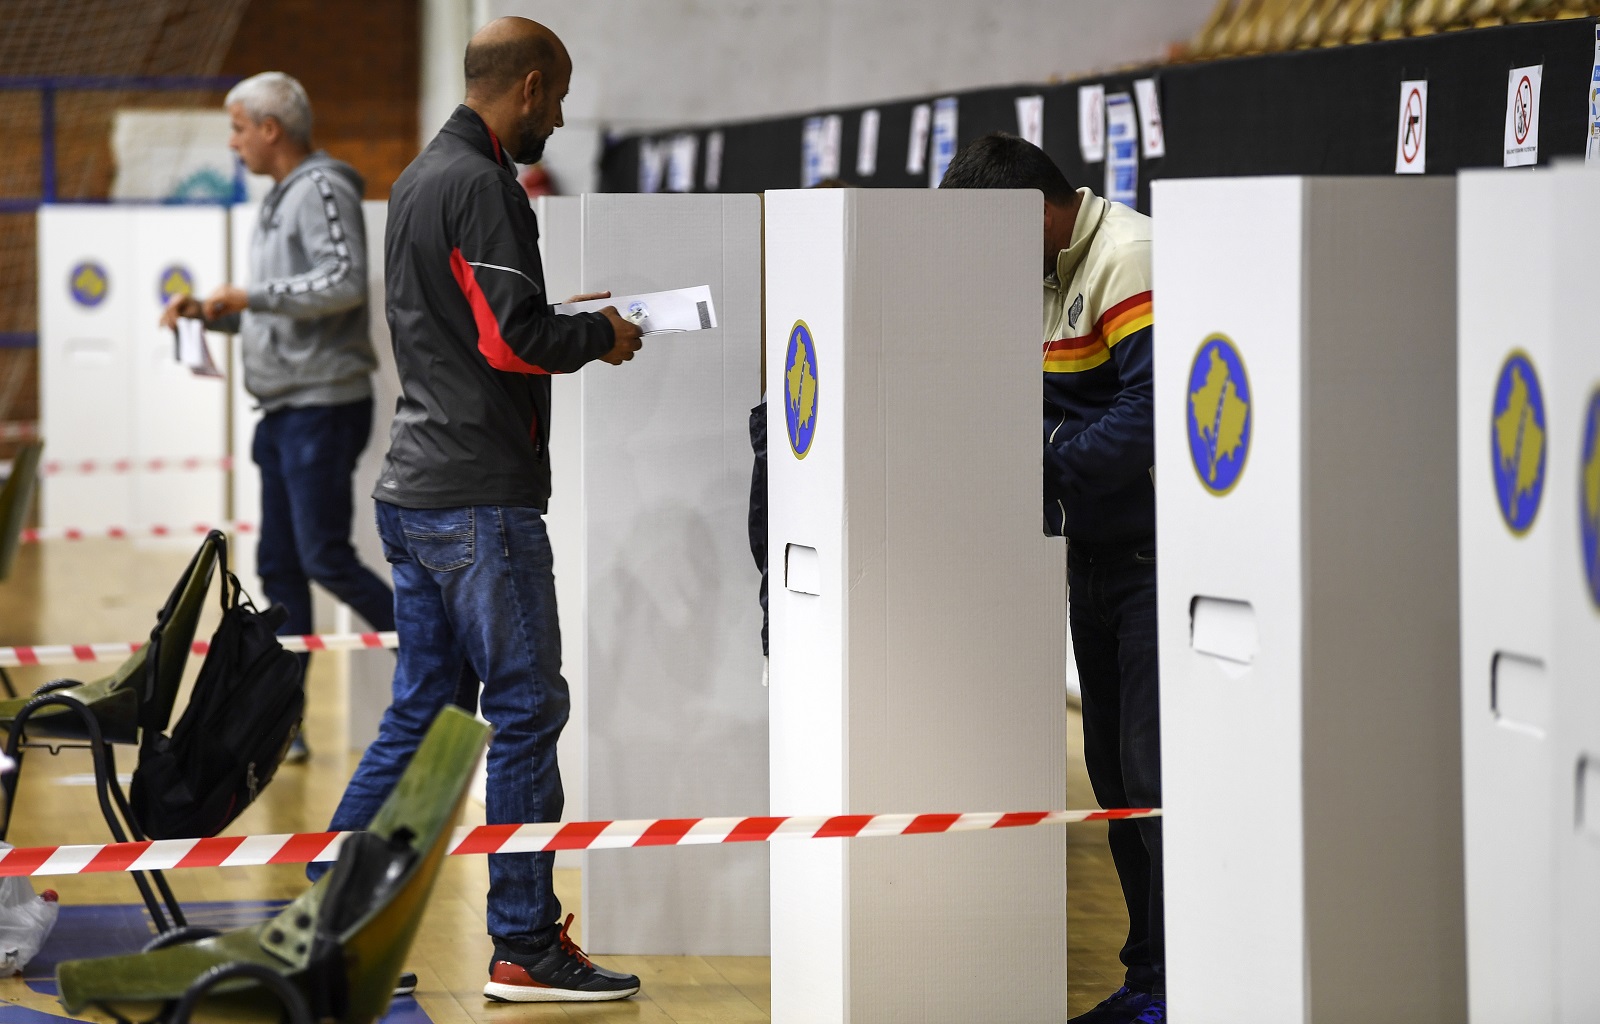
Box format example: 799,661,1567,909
313,500,568,945
252,399,396,646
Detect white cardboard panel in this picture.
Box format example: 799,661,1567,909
578,193,768,955
766,188,1065,1024
1546,164,1600,1023
129,207,227,540
39,206,137,533
1155,176,1464,1023
534,196,587,855
1457,169,1555,1024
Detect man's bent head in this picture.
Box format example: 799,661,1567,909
940,132,1080,276
464,17,572,165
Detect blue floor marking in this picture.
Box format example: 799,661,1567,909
2,901,433,1022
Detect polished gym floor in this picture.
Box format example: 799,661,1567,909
0,539,1126,1021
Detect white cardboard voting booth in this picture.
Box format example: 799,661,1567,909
765,188,1066,1024
1546,163,1600,1024
39,206,228,539
1459,164,1600,1023
1550,163,1600,1023
1456,168,1556,1024
1153,177,1465,1023
576,193,768,955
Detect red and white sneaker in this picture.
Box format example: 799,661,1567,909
483,914,641,1003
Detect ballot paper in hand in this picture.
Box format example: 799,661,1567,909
174,318,223,378
553,285,717,336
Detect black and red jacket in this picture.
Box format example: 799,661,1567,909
374,105,614,510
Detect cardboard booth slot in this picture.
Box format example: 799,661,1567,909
1491,651,1549,738
1189,596,1258,668
1579,757,1600,839
785,543,821,596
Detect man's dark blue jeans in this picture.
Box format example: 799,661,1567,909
252,398,396,650
311,500,569,946
1068,539,1164,996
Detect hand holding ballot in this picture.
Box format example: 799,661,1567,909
563,289,644,365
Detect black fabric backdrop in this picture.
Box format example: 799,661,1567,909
598,18,1598,212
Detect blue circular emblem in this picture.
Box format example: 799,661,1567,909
1580,387,1600,610
157,264,194,303
68,260,109,308
784,321,819,459
1490,350,1546,535
1185,334,1252,496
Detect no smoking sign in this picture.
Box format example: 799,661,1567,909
1503,63,1544,167
1395,80,1428,174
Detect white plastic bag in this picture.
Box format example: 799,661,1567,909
0,843,58,976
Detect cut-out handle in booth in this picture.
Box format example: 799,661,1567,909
1491,651,1548,739
785,544,821,595
1579,757,1600,838
1190,597,1258,670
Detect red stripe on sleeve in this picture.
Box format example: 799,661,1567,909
449,248,550,375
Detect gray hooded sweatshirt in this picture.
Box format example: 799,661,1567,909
212,152,377,412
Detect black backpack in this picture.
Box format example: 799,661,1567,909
130,542,306,841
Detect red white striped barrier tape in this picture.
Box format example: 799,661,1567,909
0,809,1161,878
2,456,234,477
0,422,39,443
21,521,257,544
0,631,397,668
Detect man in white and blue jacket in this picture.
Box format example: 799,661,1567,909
161,72,394,763
942,134,1163,1024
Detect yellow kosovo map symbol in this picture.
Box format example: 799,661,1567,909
788,344,817,431
161,268,192,298
1585,411,1600,539
1494,365,1544,504
1189,349,1249,485
73,264,106,302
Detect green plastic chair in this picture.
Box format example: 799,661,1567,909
57,706,490,1024
0,439,43,585
0,530,225,929
0,440,44,700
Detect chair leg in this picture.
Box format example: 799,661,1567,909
1,696,175,930
102,748,187,929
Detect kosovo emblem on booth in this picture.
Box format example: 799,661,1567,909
1581,388,1600,609
68,260,108,308
1491,350,1546,535
785,320,819,459
1186,333,1252,496
158,264,194,304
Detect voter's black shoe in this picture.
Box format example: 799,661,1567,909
483,914,640,1002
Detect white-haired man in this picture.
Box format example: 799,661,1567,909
161,72,394,763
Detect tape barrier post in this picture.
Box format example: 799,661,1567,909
0,809,1162,878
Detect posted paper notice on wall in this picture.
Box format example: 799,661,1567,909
1078,84,1106,163
1503,64,1542,167
555,286,717,336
